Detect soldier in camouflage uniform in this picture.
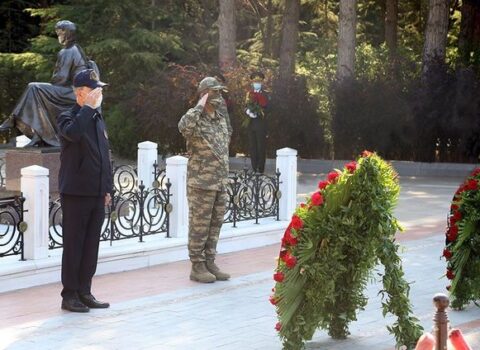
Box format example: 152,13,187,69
178,77,232,283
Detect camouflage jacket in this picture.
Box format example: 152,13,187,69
178,103,232,191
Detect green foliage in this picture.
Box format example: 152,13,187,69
0,52,50,121
443,168,480,310
272,153,423,349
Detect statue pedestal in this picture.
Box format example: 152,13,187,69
6,148,60,192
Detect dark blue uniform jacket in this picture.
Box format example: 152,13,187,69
57,104,113,196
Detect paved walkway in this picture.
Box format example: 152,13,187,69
1,175,480,349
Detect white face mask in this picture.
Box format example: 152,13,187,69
253,82,262,91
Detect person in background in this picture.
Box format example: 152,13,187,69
245,71,269,173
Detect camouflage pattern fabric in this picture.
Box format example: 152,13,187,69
187,186,227,262
178,102,231,191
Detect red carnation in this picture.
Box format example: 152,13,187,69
283,228,298,246
291,215,304,230
471,168,480,177
447,225,458,241
318,180,329,190
345,161,357,173
453,211,462,222
275,322,282,331
465,179,478,191
443,248,452,260
455,185,466,197
273,271,285,282
300,203,307,208
269,295,279,305
311,192,324,206
361,150,373,157
446,269,455,280
327,171,340,183
283,253,297,269
451,204,459,212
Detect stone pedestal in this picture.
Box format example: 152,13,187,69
6,148,60,192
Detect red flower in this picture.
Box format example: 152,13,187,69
471,168,480,177
275,322,282,331
443,248,452,260
361,150,373,157
451,204,459,212
455,185,466,197
283,228,298,246
273,271,285,282
311,192,324,206
291,215,304,230
283,253,297,269
327,171,340,183
318,180,329,190
300,203,307,208
447,225,458,241
465,179,478,191
453,211,462,222
446,269,455,280
345,161,357,173
269,295,279,305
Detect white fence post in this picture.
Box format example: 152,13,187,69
137,141,158,188
21,165,49,260
166,156,188,238
276,148,297,220
16,135,31,148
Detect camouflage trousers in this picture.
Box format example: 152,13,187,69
187,186,227,263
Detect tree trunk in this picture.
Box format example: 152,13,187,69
422,0,450,73
264,0,274,58
218,0,237,70
337,0,357,81
278,0,300,84
385,0,398,57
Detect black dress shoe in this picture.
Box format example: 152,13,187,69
79,294,110,309
61,298,90,313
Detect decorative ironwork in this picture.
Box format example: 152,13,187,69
0,196,26,259
224,168,281,226
48,162,171,249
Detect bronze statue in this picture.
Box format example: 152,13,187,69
0,20,88,147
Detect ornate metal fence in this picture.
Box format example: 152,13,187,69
224,169,281,227
49,162,171,249
0,196,26,259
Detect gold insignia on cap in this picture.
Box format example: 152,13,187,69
90,70,99,81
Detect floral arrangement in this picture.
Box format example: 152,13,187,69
443,168,480,310
271,151,423,349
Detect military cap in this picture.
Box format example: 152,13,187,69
249,71,265,80
197,77,226,93
73,69,107,89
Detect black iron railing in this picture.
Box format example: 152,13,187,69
0,196,26,259
224,168,281,227
49,162,171,249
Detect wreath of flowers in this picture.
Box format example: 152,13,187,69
270,151,423,350
443,168,480,310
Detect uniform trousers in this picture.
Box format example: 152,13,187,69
187,186,227,262
248,117,266,173
60,194,105,299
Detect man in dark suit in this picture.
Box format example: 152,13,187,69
57,69,112,312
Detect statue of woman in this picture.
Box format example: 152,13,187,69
0,20,88,147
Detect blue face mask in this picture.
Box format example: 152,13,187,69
252,82,262,91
